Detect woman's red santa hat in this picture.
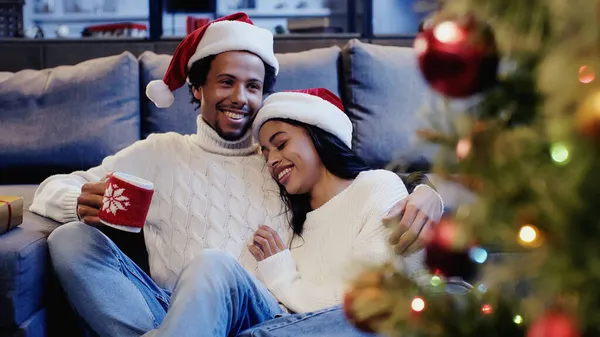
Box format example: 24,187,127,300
252,88,353,148
146,12,279,108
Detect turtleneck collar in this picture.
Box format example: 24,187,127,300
190,115,259,156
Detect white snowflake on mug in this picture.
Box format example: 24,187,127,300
103,183,131,215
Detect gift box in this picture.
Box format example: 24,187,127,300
0,196,24,234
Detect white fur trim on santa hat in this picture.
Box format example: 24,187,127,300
146,80,175,108
188,20,279,74
252,92,353,148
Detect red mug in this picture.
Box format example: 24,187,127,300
98,172,154,233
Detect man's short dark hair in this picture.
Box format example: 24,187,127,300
187,53,277,110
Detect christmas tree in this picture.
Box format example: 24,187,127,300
343,0,600,336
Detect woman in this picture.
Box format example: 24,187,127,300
248,87,425,314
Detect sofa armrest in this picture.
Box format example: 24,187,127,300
0,210,59,327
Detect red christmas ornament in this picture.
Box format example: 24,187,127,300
527,311,579,337
424,217,478,280
414,18,499,98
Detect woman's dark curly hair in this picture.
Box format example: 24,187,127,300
187,53,277,110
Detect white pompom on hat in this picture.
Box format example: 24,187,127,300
252,88,353,148
146,12,279,108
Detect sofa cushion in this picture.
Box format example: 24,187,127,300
138,46,341,138
138,51,199,138
0,185,53,329
341,39,434,170
0,52,141,184
271,46,341,96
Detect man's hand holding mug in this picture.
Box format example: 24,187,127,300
77,171,154,233
77,172,112,227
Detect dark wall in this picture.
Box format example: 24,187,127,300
0,35,415,72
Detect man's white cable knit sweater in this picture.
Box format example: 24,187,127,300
256,170,425,313
30,116,289,291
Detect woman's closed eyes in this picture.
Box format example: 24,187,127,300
276,140,287,151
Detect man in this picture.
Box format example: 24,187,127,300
30,12,443,337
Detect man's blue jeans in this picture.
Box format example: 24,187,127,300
238,305,376,337
48,221,375,337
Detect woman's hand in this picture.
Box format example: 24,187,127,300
248,225,286,261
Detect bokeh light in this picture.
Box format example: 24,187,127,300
430,276,443,287
518,224,543,248
411,297,426,312
579,66,595,84
514,315,524,324
519,225,537,243
468,246,488,264
434,21,464,43
456,138,472,160
550,142,570,165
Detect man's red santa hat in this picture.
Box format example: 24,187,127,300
252,88,353,148
146,12,279,108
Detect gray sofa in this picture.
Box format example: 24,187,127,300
0,39,474,336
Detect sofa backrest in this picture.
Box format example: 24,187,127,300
0,52,141,184
0,40,435,184
138,45,342,138
341,39,434,170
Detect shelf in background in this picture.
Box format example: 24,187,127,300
31,13,149,23
217,8,331,18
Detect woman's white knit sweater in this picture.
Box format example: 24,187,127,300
30,116,290,291
256,170,425,313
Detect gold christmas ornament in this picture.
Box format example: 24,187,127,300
575,90,600,140
343,270,390,333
